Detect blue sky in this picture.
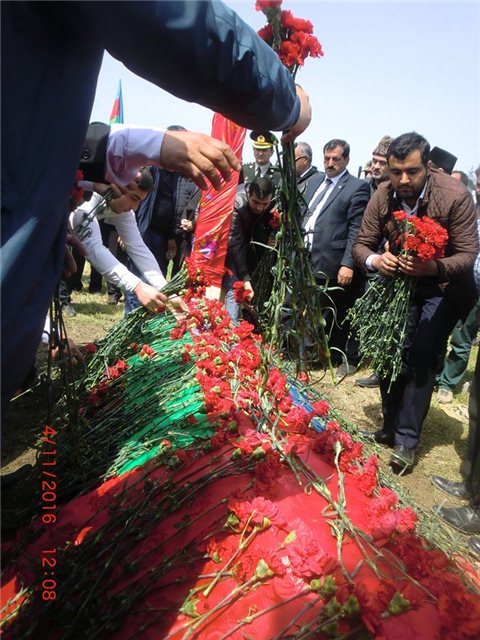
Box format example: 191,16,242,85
90,1,480,176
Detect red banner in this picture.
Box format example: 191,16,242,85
191,114,246,290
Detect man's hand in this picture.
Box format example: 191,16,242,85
398,255,438,277
134,282,169,311
337,266,354,287
93,182,124,199
280,85,312,145
180,219,194,233
244,281,254,301
372,251,400,277
166,239,177,261
51,337,84,367
62,233,86,278
160,131,242,191
167,295,189,320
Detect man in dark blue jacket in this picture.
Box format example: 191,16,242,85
303,139,370,379
1,0,311,407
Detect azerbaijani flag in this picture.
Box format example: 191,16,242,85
109,80,124,124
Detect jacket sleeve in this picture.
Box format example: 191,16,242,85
228,210,251,281
352,191,385,270
70,205,143,293
435,190,479,282
341,180,371,269
83,0,299,132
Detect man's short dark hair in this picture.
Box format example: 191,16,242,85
387,132,430,166
248,176,274,199
136,166,154,192
453,170,469,187
323,139,350,158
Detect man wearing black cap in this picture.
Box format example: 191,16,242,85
429,146,457,175
240,131,282,187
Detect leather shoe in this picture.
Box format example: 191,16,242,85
431,475,471,500
355,373,380,388
335,362,357,383
359,429,394,447
433,505,480,534
389,445,415,474
468,536,480,557
1,464,33,488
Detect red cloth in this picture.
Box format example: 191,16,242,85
191,114,246,288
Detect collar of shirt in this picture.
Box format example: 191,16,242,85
395,181,427,216
256,163,271,175
329,168,348,186
299,166,312,179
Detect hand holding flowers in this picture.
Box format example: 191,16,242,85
348,211,448,385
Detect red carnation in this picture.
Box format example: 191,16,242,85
255,0,282,11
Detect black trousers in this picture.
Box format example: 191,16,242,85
317,272,365,366
465,348,480,505
380,284,458,449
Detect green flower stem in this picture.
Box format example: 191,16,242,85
202,519,260,598
218,590,320,640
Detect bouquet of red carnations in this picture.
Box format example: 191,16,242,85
348,211,448,386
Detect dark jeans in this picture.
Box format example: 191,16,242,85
380,284,458,449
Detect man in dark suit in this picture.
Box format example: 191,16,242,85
295,141,318,193
303,139,370,379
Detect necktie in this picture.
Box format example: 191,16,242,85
308,177,332,213
255,166,262,178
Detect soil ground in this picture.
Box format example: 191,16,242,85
2,280,477,547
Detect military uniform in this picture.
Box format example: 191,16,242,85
239,162,282,186
239,130,282,187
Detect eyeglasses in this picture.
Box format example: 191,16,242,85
295,156,307,162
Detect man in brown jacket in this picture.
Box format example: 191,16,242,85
353,132,478,473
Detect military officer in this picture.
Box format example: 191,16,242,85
239,131,282,187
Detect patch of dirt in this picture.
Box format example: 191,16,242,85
310,367,470,514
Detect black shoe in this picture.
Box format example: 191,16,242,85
469,536,480,557
62,303,76,317
389,445,415,474
359,429,394,447
433,506,480,534
355,373,380,388
431,475,471,500
88,287,102,294
1,464,33,488
107,294,120,306
335,362,358,383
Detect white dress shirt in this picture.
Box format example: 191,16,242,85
106,124,166,186
304,170,347,243
70,193,166,293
